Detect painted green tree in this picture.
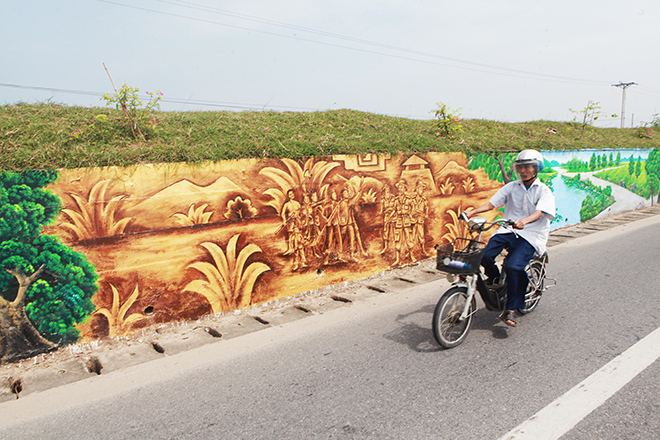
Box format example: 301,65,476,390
628,158,635,176
467,152,516,183
0,170,97,364
648,174,660,204
645,148,660,203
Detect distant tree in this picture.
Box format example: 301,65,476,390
635,157,642,178
0,170,97,364
628,157,635,175
616,152,621,166
590,153,597,171
652,113,660,128
648,174,660,205
432,102,463,138
608,153,614,167
569,100,602,139
563,158,588,172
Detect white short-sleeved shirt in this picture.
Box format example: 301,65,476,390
489,178,556,256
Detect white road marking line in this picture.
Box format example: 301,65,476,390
499,326,660,440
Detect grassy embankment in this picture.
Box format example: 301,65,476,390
1,102,659,172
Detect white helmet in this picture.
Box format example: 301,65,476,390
514,149,544,172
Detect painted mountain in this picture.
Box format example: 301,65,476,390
128,176,247,231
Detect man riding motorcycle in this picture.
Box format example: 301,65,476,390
463,149,556,327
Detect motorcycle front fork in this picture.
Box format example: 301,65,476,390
458,274,479,321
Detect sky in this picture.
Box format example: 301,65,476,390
2,0,660,126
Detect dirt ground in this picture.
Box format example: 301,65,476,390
2,205,659,403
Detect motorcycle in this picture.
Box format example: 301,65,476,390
432,213,554,349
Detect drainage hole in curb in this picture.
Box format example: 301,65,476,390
295,305,311,313
396,277,416,283
366,285,386,293
253,316,270,325
204,327,222,338
331,295,352,303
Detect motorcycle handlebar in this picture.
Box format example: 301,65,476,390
461,213,515,231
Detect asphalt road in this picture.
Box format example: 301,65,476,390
1,216,659,440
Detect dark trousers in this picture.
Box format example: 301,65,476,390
481,233,536,311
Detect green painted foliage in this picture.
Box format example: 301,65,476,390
562,174,615,222
467,152,515,183
0,170,97,345
645,148,660,178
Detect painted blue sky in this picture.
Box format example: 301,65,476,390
543,149,650,165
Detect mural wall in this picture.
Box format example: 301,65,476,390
1,152,508,362
4,148,659,362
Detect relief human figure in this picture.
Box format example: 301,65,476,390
299,193,314,243
379,184,395,255
323,189,343,264
336,178,366,261
411,180,432,258
307,191,326,258
280,189,307,270
392,179,415,266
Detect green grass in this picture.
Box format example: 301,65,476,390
596,165,651,198
2,102,659,172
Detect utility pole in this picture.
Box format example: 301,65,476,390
612,82,637,128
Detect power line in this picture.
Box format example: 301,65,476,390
96,0,612,86
633,85,660,99
157,0,609,85
0,83,105,98
0,83,320,112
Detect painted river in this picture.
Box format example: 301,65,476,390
541,149,651,230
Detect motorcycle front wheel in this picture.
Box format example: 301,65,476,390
432,286,476,349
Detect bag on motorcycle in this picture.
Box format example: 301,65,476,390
477,277,506,312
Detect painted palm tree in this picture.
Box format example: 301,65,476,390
361,188,378,203
462,176,476,193
94,282,146,337
172,203,213,226
441,205,499,243
259,158,340,214
184,234,271,313
438,178,455,195
441,206,476,243
60,179,132,241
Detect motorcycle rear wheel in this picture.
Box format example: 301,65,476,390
432,286,476,349
518,260,544,315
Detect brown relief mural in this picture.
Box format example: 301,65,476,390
41,153,503,341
